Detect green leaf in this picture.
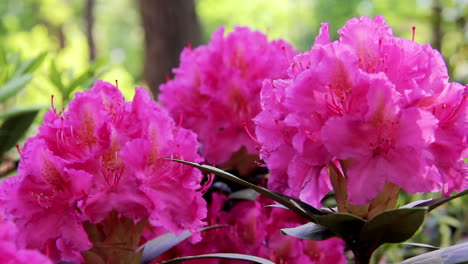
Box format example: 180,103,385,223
0,74,33,103
139,225,225,264
0,65,11,86
169,159,324,222
23,52,48,74
67,69,94,93
139,230,192,264
360,207,427,246
0,105,49,120
403,242,439,249
0,47,8,66
49,61,66,93
159,253,275,264
264,204,289,209
400,199,433,209
401,242,468,264
229,188,259,201
281,222,335,241
314,212,366,238
67,58,107,94
0,109,39,154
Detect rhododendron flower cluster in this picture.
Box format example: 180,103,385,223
159,26,298,164
0,216,52,264
255,15,467,207
0,81,207,263
156,193,347,264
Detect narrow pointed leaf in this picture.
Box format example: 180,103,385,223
139,225,224,264
264,204,289,209
159,253,275,264
417,189,468,212
400,199,433,209
169,159,324,222
360,207,427,246
49,61,66,92
281,222,335,241
23,52,48,74
139,230,191,264
67,69,94,92
403,242,439,249
0,74,33,103
229,188,258,201
14,52,47,76
0,105,48,120
401,242,468,264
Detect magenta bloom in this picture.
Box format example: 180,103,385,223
0,81,206,263
0,216,52,264
156,193,347,264
255,15,467,206
159,26,298,164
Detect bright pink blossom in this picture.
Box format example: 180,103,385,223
0,81,206,263
0,216,52,264
159,26,298,164
255,15,467,206
156,193,347,264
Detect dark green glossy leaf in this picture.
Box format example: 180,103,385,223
281,222,335,241
401,242,468,264
159,253,275,264
0,109,39,154
139,225,224,264
360,207,427,245
0,74,33,103
314,212,366,238
169,159,324,222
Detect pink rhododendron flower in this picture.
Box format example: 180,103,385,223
255,15,467,206
0,216,52,264
156,193,347,264
159,26,298,164
0,81,206,263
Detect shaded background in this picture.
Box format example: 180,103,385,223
0,1,467,262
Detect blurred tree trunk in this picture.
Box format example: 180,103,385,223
86,0,96,61
431,0,442,51
138,0,201,96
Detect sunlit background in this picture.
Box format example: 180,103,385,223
1,0,467,104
